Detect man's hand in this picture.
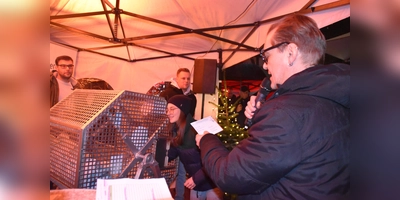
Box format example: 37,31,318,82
195,131,209,148
184,177,196,190
244,96,261,119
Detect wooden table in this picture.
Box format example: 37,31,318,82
50,189,96,200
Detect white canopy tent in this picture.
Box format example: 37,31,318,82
50,0,350,118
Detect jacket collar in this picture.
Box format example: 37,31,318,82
275,63,350,108
170,78,192,95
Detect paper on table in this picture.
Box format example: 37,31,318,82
190,116,223,135
96,178,173,200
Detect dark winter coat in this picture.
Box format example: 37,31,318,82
199,63,350,200
168,114,216,191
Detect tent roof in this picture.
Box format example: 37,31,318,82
50,0,350,69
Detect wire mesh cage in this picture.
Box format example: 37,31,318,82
50,89,177,189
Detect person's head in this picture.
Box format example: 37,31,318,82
261,14,326,89
166,95,191,146
166,95,191,123
55,55,74,81
175,68,191,90
239,85,249,99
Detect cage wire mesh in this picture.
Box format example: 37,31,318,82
50,89,178,189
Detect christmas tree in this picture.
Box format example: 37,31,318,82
209,80,248,199
209,82,248,151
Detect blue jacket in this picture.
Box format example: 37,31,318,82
199,64,350,199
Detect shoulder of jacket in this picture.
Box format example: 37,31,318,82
50,74,58,85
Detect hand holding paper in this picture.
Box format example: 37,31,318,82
195,133,206,147
190,116,223,135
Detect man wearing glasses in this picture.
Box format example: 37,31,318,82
196,14,349,199
50,55,82,107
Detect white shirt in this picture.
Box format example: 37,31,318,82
57,78,74,101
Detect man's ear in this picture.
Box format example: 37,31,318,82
287,43,299,66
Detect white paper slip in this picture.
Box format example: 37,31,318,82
96,178,173,200
190,116,223,135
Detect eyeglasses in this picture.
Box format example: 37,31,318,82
260,42,289,64
166,107,178,114
58,64,74,69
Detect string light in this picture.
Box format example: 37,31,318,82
210,86,249,151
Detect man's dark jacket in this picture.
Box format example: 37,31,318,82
50,72,82,108
199,64,350,200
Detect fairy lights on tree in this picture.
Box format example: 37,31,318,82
209,79,248,151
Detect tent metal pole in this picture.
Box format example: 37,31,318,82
201,94,205,119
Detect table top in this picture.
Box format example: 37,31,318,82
50,189,96,200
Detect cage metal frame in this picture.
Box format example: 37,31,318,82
50,89,177,189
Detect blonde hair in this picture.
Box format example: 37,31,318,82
268,14,326,65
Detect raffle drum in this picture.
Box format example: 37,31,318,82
50,89,177,189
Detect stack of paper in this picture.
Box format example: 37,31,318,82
96,178,173,200
190,116,223,135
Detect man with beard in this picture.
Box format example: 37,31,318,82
50,55,82,108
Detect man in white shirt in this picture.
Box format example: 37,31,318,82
50,55,82,107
